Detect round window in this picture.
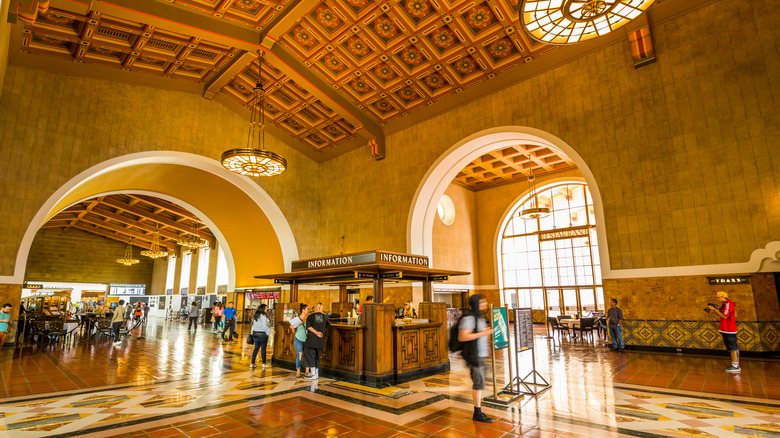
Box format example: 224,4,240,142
437,194,456,225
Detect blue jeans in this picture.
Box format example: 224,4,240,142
609,325,625,349
294,338,305,370
251,332,269,365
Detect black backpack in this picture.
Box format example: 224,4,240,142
448,313,474,352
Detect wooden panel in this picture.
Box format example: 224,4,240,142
272,303,300,364
419,302,448,365
397,330,420,371
363,303,394,376
392,321,445,374
331,302,355,318
420,327,440,367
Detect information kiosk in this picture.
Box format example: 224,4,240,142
256,250,468,386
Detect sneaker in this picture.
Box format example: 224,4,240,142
303,373,317,380
262,364,271,369
249,363,257,369
724,365,741,373
618,348,625,353
472,412,494,423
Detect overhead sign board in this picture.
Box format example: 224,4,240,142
429,275,449,282
707,276,750,285
381,272,403,279
291,251,429,271
354,272,377,279
274,279,291,284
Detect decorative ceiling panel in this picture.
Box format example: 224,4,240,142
161,0,294,30
453,145,576,190
42,195,216,251
220,58,360,151
22,8,238,83
278,0,558,124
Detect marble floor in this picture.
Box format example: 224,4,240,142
0,318,778,438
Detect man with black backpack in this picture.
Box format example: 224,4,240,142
457,294,494,423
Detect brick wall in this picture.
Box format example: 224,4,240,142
25,228,154,286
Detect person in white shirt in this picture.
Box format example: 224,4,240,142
250,304,271,369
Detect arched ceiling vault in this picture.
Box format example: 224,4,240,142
47,163,285,287
7,0,708,162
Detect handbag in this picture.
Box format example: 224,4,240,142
246,333,254,345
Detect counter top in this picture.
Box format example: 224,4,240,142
392,322,442,329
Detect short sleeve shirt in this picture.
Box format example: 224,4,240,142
305,312,329,349
718,300,737,334
459,315,488,358
0,311,10,333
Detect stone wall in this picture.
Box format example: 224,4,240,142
432,183,478,284
25,228,154,286
318,0,780,272
0,66,322,278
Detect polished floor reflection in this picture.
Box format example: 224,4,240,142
0,318,778,437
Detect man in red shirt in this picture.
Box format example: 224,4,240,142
707,291,739,373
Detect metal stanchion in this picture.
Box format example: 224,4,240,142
484,305,523,407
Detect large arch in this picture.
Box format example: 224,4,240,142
408,126,610,276
4,152,299,287
408,126,780,279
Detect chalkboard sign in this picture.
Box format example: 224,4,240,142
514,308,534,350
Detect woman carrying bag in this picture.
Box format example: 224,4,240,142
249,304,271,369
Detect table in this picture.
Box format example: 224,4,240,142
558,318,581,339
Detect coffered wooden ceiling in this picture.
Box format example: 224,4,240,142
41,194,215,252
7,0,702,162
454,144,575,190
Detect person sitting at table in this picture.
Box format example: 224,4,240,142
398,301,417,319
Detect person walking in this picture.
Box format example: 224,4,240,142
212,302,223,333
111,301,126,346
222,302,238,341
142,303,150,323
458,294,494,424
249,304,271,369
607,298,625,352
289,303,309,378
187,302,199,331
707,291,740,373
303,303,329,380
133,303,143,322
0,303,13,349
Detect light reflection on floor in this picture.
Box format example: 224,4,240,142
0,318,778,437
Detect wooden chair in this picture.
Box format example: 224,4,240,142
548,316,569,338
575,317,597,342
47,319,65,343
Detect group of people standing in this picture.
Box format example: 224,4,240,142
289,302,329,380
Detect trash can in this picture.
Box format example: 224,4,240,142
204,308,213,324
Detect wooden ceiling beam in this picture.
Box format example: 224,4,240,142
77,216,177,250
83,208,189,242
64,199,99,231
99,198,213,241
203,51,255,100
70,223,164,252
129,194,199,222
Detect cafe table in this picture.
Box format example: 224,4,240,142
558,318,581,339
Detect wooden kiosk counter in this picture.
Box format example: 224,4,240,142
256,250,468,386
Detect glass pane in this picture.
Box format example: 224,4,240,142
517,289,532,308
580,288,596,313
532,289,545,310
596,287,605,311
562,288,578,317
546,289,560,317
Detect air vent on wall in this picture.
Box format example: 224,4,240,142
95,27,131,41
146,39,177,52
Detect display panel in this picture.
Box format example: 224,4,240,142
109,284,146,295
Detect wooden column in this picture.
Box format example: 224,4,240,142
373,278,384,302
290,283,298,303
339,284,348,302
423,280,432,302
363,303,394,384
271,302,300,367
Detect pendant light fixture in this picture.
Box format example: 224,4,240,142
221,52,287,177
140,224,168,259
520,156,551,220
117,239,140,266
177,221,208,249
520,0,656,44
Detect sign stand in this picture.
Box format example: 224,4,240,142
503,307,551,396
483,306,524,407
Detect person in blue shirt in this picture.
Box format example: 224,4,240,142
222,302,238,341
0,303,13,349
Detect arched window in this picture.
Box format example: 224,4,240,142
500,182,603,319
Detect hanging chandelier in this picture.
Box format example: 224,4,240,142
140,224,169,259
117,240,140,266
520,157,551,220
520,0,656,45
177,221,208,249
221,53,287,177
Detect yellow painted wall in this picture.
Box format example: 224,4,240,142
432,184,478,284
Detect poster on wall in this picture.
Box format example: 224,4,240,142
158,296,166,310
492,307,509,350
